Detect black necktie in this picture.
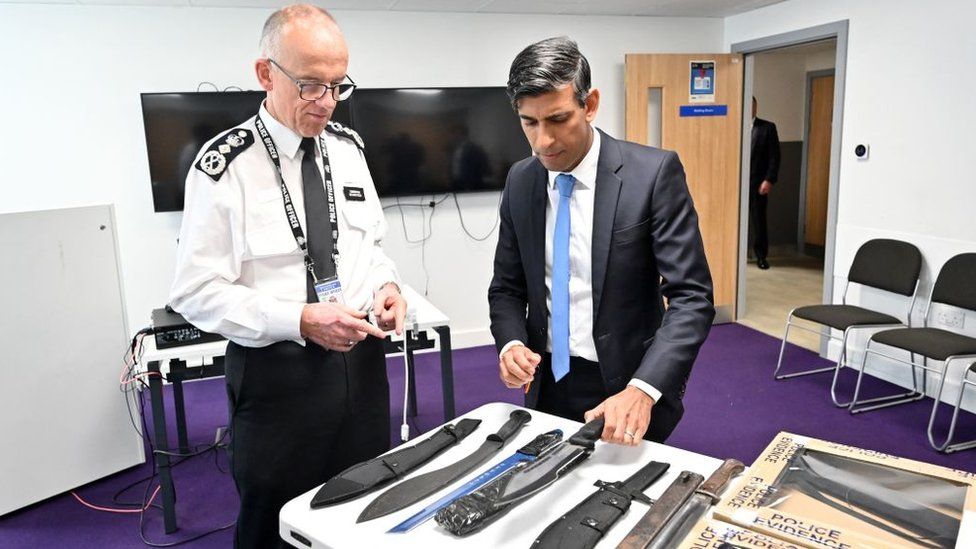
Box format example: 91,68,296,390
300,137,336,302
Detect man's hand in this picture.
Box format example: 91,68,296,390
300,302,386,352
499,345,541,389
758,180,773,195
372,283,407,335
584,386,655,446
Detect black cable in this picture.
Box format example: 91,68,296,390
196,82,219,92
104,329,236,545
222,86,243,92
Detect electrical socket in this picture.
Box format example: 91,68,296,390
937,308,965,330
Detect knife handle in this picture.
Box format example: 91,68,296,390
569,417,606,448
697,458,745,503
488,409,532,444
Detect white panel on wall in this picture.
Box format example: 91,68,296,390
0,206,145,516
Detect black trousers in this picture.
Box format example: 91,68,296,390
225,337,390,549
535,354,672,443
536,354,608,425
749,191,769,260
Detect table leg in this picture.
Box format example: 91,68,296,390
434,326,455,421
147,359,178,534
170,359,190,454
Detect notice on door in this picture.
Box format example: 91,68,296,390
689,60,715,103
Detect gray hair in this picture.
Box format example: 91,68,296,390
506,36,591,109
259,4,336,58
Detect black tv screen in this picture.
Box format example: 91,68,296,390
350,87,529,197
141,87,526,211
140,91,352,212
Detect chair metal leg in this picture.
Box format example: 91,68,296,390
928,368,976,453
848,343,925,414
830,328,853,407
774,312,835,380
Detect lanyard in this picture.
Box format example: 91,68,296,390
254,113,339,281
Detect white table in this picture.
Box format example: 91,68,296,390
137,284,453,534
279,402,722,548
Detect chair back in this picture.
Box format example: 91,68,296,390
848,239,921,296
930,253,976,312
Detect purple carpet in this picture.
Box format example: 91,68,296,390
1,324,974,547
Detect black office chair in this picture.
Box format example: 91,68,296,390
849,253,976,452
773,239,922,408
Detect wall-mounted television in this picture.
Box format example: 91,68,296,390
140,87,528,212
349,87,529,197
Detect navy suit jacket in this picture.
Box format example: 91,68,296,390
487,129,715,441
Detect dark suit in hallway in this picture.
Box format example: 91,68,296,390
750,116,781,263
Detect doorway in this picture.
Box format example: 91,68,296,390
733,22,848,355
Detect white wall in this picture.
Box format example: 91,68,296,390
0,5,723,348
753,44,835,141
727,0,976,411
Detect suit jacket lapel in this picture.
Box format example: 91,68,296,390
528,160,548,306
591,129,623,321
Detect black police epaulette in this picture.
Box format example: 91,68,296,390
325,120,365,151
195,128,254,182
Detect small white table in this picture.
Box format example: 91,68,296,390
279,402,723,548
137,284,453,534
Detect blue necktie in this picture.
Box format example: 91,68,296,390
552,173,575,382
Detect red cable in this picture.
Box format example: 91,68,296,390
71,485,161,514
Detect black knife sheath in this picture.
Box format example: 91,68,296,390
310,418,481,508
531,460,670,549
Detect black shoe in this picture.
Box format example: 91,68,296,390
757,258,770,270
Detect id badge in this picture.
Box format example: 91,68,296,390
314,276,345,304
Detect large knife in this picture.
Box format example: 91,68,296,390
358,409,532,522
643,458,745,549
493,417,605,506
389,428,564,533
309,418,481,508
616,470,704,549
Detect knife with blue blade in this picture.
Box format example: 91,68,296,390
493,417,605,506
388,428,564,533
359,409,533,522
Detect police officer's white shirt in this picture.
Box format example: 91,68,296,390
169,103,399,348
499,128,661,404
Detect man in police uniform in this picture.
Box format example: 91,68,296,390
169,5,406,548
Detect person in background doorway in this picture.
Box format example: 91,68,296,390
750,96,781,270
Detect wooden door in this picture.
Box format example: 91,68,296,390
625,54,743,321
805,74,834,247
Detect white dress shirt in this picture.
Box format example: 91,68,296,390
501,128,661,403
169,103,399,348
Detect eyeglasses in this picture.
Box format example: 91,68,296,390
268,58,356,102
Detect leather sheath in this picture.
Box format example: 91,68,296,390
310,418,481,508
531,460,670,549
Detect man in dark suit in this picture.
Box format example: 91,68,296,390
488,37,715,445
749,96,781,270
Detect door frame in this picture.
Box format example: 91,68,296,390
732,20,848,356
798,68,837,252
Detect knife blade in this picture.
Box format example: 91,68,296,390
358,409,532,522
493,417,604,506
644,458,745,549
617,470,704,549
309,418,481,508
388,428,564,533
